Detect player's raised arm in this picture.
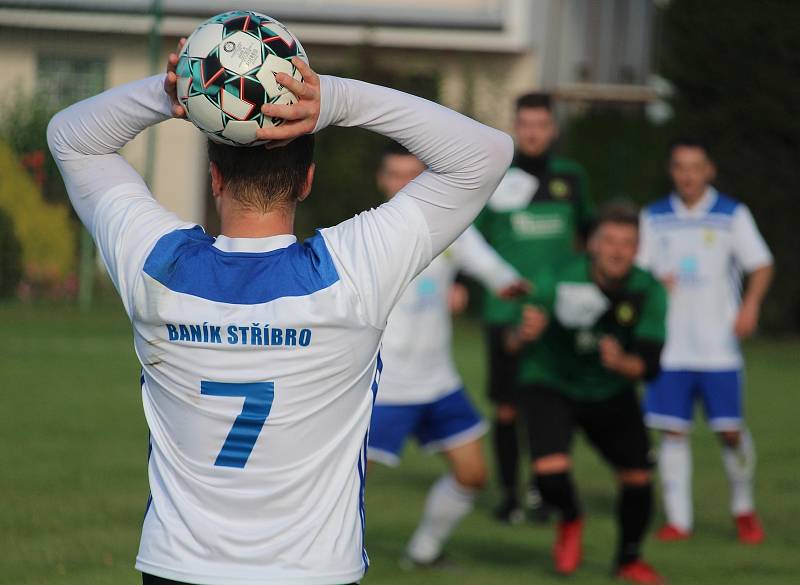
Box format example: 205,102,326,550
450,226,528,299
259,59,512,328
46,74,178,231
46,56,191,313
261,58,514,256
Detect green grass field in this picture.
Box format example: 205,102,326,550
1,300,798,585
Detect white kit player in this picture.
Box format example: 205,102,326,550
368,145,527,566
47,39,512,585
638,138,773,545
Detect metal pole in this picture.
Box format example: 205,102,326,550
144,0,163,186
78,228,94,312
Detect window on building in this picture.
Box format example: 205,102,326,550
36,56,106,109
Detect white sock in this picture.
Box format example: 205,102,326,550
722,429,756,516
406,474,477,563
658,434,693,532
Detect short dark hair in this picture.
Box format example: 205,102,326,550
669,136,712,160
515,92,552,112
207,134,315,214
594,201,640,232
381,141,412,159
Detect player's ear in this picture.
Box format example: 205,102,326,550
297,163,315,202
209,162,224,198
707,160,717,183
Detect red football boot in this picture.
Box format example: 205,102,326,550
553,518,583,575
735,512,765,544
616,559,666,584
656,524,691,541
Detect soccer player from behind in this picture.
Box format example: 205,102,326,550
368,144,527,566
507,204,666,584
475,92,595,522
46,39,512,584
638,139,774,544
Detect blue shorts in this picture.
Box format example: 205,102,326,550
644,369,744,432
368,388,487,466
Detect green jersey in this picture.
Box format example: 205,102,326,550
519,255,667,402
475,155,594,324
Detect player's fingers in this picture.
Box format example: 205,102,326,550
274,73,316,101
172,104,186,118
255,121,312,142
166,52,179,75
291,57,319,86
261,102,308,121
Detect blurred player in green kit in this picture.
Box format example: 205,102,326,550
475,92,595,522
507,203,666,583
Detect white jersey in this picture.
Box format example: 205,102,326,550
638,188,772,371
48,75,512,584
378,226,518,405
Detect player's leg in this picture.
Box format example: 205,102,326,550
700,370,764,544
644,370,696,538
522,384,582,575
485,325,525,523
405,388,488,564
581,389,663,584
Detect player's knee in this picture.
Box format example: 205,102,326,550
617,468,651,486
495,404,517,424
533,453,571,474
454,461,488,490
718,430,741,448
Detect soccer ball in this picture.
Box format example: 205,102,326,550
176,10,307,146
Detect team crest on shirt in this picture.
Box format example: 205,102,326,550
704,228,716,246
549,178,570,199
615,301,637,326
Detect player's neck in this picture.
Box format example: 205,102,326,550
591,263,627,292
677,188,708,209
219,207,295,239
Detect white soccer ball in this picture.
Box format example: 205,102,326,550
176,10,307,146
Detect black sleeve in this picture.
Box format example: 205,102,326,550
631,338,664,381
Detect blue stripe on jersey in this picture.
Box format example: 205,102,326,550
143,226,340,304
709,192,739,215
371,351,383,403
647,196,674,216
358,432,369,572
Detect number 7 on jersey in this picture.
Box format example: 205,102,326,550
200,381,275,469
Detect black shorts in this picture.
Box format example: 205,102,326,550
485,325,520,405
520,385,653,470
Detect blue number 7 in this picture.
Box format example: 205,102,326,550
200,381,275,469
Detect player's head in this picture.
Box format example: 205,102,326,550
376,142,426,200
669,137,716,203
514,92,557,158
207,135,316,215
589,202,640,282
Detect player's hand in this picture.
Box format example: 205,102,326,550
164,38,188,119
518,305,548,343
734,301,760,339
256,58,321,147
660,274,678,292
448,283,469,315
497,279,532,300
598,335,624,371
